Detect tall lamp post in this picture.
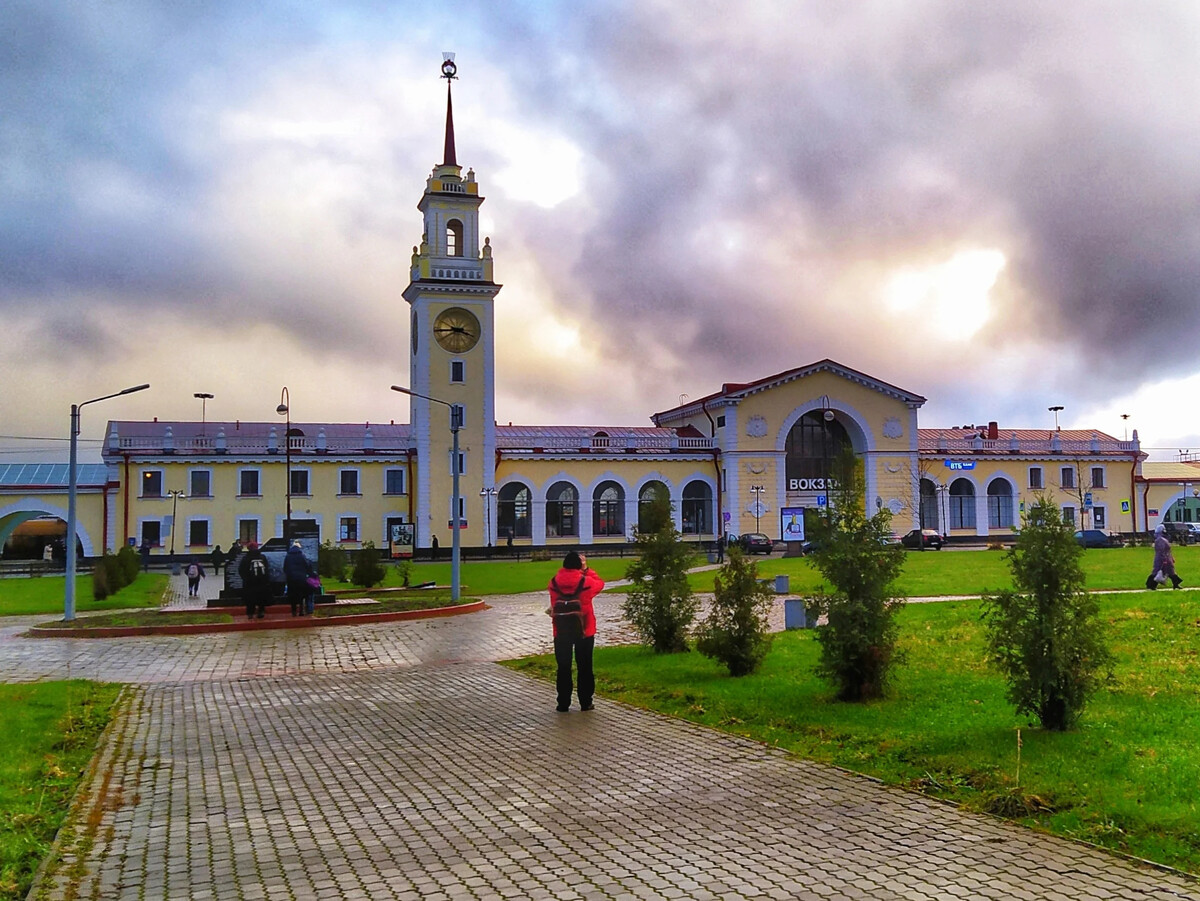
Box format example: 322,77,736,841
1049,405,1064,431
194,392,213,435
479,486,497,547
750,485,765,533
392,385,462,601
66,382,150,621
277,388,291,540
167,489,185,568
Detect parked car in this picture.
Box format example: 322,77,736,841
901,529,943,550
882,531,904,547
1074,529,1124,548
1163,521,1199,545
739,533,774,555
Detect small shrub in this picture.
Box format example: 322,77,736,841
695,547,775,676
981,496,1114,731
116,545,140,585
102,553,126,593
806,450,907,701
350,541,386,588
92,557,111,600
529,549,552,562
395,560,413,587
318,540,348,581
621,486,698,653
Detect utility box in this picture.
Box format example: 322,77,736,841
774,574,789,594
784,598,808,629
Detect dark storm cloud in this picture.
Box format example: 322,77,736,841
487,1,1200,409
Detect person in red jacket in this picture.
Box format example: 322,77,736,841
546,551,605,712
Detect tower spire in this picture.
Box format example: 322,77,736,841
440,53,458,168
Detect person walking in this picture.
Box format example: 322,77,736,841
184,560,206,598
430,534,439,560
140,541,152,572
546,551,605,712
1147,524,1184,590
238,541,272,619
283,541,314,617
210,544,225,575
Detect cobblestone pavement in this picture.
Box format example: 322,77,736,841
8,582,1198,899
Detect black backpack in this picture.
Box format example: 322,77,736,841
244,555,270,588
551,574,588,639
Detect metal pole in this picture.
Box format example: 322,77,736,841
278,387,291,539
65,404,79,621
451,411,461,601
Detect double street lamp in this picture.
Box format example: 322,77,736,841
66,382,150,621
479,486,497,547
392,385,462,601
750,485,765,533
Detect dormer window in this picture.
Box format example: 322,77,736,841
446,219,464,257
592,431,610,449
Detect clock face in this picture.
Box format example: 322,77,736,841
433,307,481,353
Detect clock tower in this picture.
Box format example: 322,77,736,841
403,55,501,548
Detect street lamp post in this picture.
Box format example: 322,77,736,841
1049,405,1064,431
479,486,497,547
65,382,150,621
277,388,291,540
392,385,462,601
750,485,765,533
194,392,213,435
168,489,185,566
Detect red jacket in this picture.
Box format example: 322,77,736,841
548,567,605,638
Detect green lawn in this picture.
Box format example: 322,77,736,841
0,574,170,617
0,681,123,900
323,557,633,596
504,590,1200,873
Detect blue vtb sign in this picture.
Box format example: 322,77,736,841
945,460,976,471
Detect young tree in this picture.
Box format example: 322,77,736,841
350,542,386,588
622,485,698,653
695,546,775,676
807,450,907,701
981,496,1113,731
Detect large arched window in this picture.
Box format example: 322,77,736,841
446,219,464,257
593,481,625,537
920,478,939,532
681,481,713,535
949,478,976,530
987,479,1014,529
497,482,531,539
545,482,577,538
638,481,669,533
785,412,850,484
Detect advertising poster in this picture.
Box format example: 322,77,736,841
780,507,806,541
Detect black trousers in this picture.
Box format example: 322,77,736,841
554,634,595,709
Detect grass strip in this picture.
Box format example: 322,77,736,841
503,590,1200,874
0,681,123,900
0,575,170,617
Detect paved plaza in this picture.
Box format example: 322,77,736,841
3,581,1198,900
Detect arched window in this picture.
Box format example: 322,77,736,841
920,478,939,532
591,431,610,449
593,481,625,537
545,482,577,538
638,481,669,533
497,482,531,539
949,478,976,530
987,479,1014,529
446,219,464,257
785,412,850,484
681,481,712,535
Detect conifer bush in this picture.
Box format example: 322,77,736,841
807,450,907,701
350,541,386,588
695,547,775,676
622,486,698,653
981,496,1113,731
318,540,348,581
116,545,140,585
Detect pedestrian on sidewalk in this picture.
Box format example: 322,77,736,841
1147,524,1184,590
283,540,314,616
210,544,225,575
238,541,272,619
140,541,151,572
546,551,605,712
185,560,206,597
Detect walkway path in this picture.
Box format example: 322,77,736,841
3,580,1195,899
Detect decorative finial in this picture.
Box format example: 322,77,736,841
441,53,458,167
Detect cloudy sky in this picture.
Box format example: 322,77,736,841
4,0,1200,461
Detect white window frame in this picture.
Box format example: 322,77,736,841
138,517,164,546
339,515,360,543
189,468,213,499
186,517,212,547
384,468,407,496
236,517,260,545
238,468,262,497
1028,466,1043,490
1092,506,1106,529
338,468,361,496
141,469,164,499
1062,505,1076,527
448,449,466,476
1060,466,1075,490
1090,466,1106,489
